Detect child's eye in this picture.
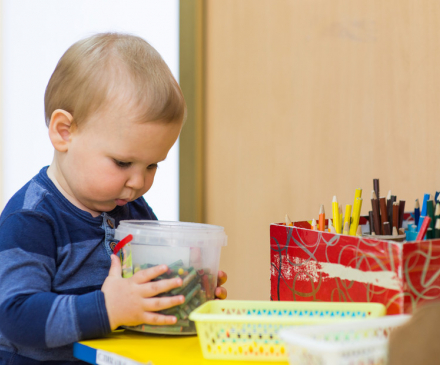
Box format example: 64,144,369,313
147,163,158,170
113,159,132,168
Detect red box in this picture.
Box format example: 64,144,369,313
270,218,440,314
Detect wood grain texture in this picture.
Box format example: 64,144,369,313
204,0,440,300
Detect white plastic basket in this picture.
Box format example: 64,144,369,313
279,315,410,365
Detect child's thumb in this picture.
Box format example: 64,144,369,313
108,254,122,277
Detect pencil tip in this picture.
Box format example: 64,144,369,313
333,196,337,202
387,190,392,199
371,190,377,199
436,219,440,229
285,214,292,225
319,205,325,214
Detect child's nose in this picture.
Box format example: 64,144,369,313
126,172,145,190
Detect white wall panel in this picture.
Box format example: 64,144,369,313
1,0,180,220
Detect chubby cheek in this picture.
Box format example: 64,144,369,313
77,161,125,200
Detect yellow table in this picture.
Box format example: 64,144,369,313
74,330,288,365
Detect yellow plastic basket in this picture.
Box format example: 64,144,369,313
189,300,386,362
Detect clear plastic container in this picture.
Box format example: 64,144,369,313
114,220,227,335
279,315,410,365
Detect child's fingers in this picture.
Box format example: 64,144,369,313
217,270,228,286
215,286,227,299
141,312,179,326
107,254,122,277
132,264,169,284
143,294,185,312
140,277,182,298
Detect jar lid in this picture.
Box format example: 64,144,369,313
115,220,228,247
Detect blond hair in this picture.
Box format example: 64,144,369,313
44,33,186,127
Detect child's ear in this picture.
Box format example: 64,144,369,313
48,109,75,152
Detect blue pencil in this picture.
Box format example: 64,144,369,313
421,193,430,217
435,191,440,204
414,199,420,227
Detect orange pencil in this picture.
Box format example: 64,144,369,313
319,205,325,231
311,219,317,230
285,214,293,226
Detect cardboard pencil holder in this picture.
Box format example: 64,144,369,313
270,216,440,314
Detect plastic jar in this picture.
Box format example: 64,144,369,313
114,220,227,335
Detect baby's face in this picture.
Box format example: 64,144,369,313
60,102,182,215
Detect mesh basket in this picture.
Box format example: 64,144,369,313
189,300,386,361
279,315,410,365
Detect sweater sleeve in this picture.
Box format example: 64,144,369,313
0,212,111,348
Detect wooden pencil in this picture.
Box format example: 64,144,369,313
349,197,363,236
392,226,398,236
285,214,293,226
379,197,388,235
383,222,391,235
369,211,374,234
311,218,317,230
416,216,431,241
373,179,380,202
338,204,343,233
356,225,362,237
427,200,435,231
343,221,350,235
398,200,405,229
414,199,420,227
343,205,352,233
319,205,325,231
371,191,381,236
392,202,399,230
435,219,440,239
332,196,341,234
328,219,334,233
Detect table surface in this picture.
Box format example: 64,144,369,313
74,329,288,365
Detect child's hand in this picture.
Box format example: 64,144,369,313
102,255,185,331
215,270,228,299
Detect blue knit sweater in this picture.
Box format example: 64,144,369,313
0,167,156,364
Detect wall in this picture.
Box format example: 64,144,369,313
1,0,180,219
204,0,440,300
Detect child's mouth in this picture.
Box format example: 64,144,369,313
115,199,129,206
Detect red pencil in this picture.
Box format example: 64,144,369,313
416,216,432,241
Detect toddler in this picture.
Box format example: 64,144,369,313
0,33,227,364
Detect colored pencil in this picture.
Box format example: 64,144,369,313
369,211,374,234
285,214,293,226
435,219,440,239
311,218,317,230
371,191,381,236
328,219,334,233
338,204,343,233
392,202,399,230
416,216,431,241
386,190,392,224
383,222,391,235
356,225,362,237
379,197,388,235
343,205,352,233
414,199,420,227
349,197,363,236
427,200,435,231
435,191,440,204
421,193,430,217
398,200,405,229
318,205,325,231
343,221,350,235
332,196,341,234
392,226,398,236
427,228,434,239
373,179,380,202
